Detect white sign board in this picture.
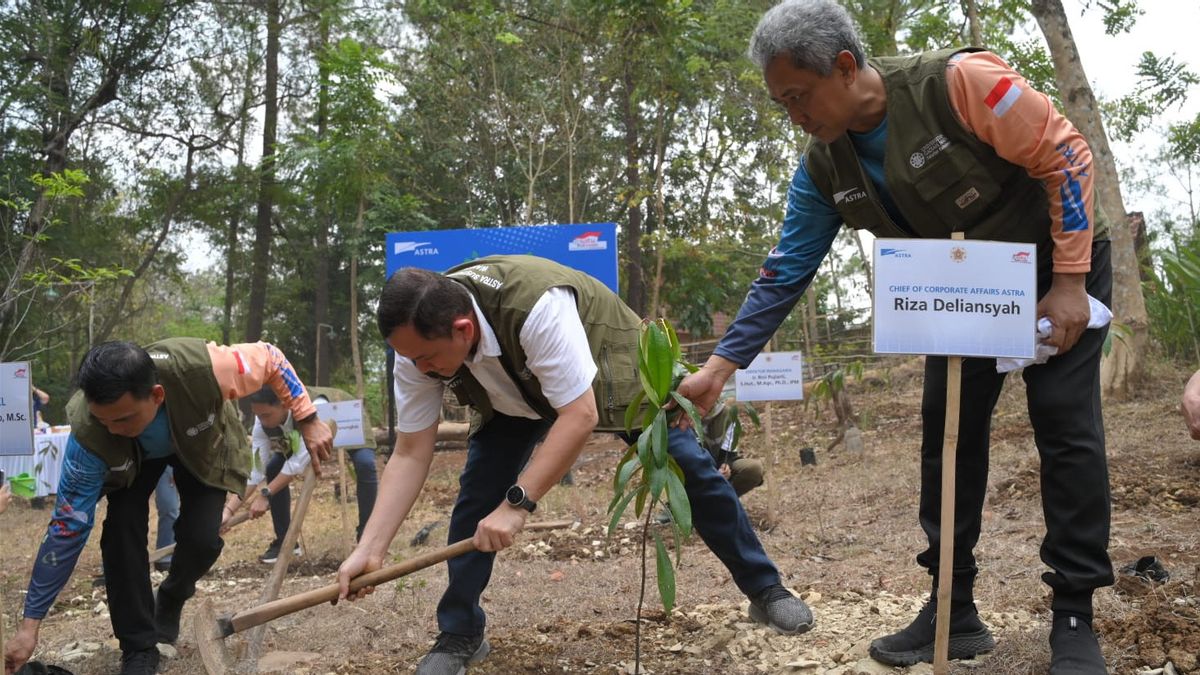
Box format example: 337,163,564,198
0,362,35,456
314,399,367,448
735,351,805,402
873,239,1037,358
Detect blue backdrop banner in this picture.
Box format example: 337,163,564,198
384,223,619,292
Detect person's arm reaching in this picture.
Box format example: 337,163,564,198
335,423,438,602
5,437,106,674
207,341,332,473
947,51,1095,354
680,159,841,419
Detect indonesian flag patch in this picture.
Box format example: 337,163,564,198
985,77,1023,118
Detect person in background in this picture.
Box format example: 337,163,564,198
31,386,50,429
3,338,331,675
225,385,378,563
677,1,1113,672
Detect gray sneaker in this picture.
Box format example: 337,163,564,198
748,584,814,634
415,632,491,675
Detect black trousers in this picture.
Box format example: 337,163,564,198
101,456,226,652
915,241,1114,618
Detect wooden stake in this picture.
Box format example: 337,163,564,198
337,446,352,557
245,462,320,660
934,231,966,674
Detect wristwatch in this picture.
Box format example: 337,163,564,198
260,487,271,499
504,484,537,513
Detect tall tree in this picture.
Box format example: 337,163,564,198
1029,0,1150,397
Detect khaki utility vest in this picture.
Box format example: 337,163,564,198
805,47,1106,264
440,255,645,434
67,338,250,494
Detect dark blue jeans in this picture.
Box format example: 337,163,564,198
436,412,780,636
266,447,379,543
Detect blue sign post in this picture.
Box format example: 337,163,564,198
384,222,619,293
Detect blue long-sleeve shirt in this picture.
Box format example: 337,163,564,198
23,407,173,619
715,119,894,367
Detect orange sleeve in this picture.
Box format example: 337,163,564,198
946,51,1094,273
206,342,317,421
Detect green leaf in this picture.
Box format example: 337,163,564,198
645,322,674,404
665,470,693,538
650,409,668,468
607,490,637,537
613,447,640,496
669,391,704,437
654,531,676,613
624,388,646,432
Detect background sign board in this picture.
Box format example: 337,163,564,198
873,239,1037,358
0,362,35,456
735,351,805,402
314,400,367,448
385,222,619,292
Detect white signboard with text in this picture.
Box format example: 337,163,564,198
0,362,35,456
735,351,805,402
314,399,367,448
873,239,1037,358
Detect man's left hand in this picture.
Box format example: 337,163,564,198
1037,272,1089,355
474,504,528,552
297,418,334,476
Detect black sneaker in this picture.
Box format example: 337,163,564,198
1049,615,1106,674
415,632,490,675
119,647,160,675
259,541,302,564
748,584,814,634
154,590,184,644
869,599,995,666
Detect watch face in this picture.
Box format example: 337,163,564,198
505,485,525,505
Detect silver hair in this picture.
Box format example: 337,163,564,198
748,0,866,75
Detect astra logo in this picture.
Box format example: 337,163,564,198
833,188,867,205
393,241,439,256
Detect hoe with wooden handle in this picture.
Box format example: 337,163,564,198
191,519,576,674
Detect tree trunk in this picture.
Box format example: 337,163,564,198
962,0,984,46
245,0,281,342
350,195,366,400
313,12,332,385
1030,0,1149,398
620,64,645,315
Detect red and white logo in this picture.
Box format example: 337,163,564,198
569,231,608,251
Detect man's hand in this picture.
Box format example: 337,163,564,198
248,494,270,519
474,504,528,552
335,546,386,604
674,356,738,430
5,619,40,674
297,418,333,476
1183,369,1200,441
1037,272,1090,355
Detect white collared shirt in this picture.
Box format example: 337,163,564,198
392,287,598,431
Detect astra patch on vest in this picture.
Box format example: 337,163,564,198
833,187,867,205
909,134,950,169
955,187,981,209
985,77,1023,117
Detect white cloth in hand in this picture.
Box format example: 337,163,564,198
995,295,1112,373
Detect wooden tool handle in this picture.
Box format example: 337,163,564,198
226,538,477,635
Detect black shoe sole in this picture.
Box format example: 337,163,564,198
869,628,996,666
